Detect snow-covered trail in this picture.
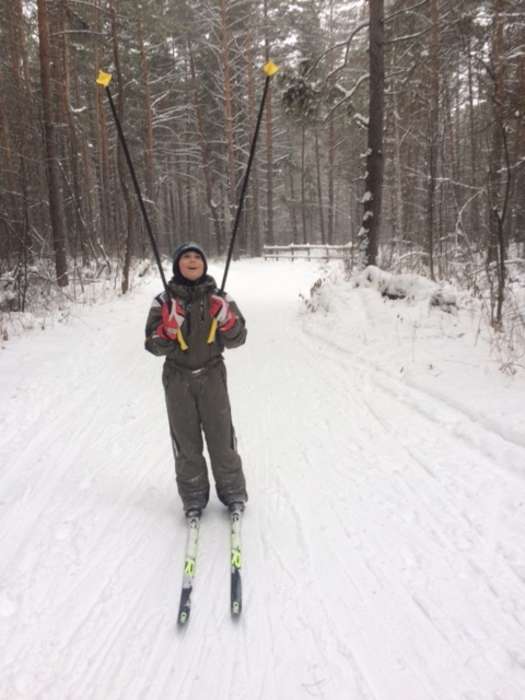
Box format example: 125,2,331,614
1,259,525,700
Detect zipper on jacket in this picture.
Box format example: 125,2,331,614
185,302,191,335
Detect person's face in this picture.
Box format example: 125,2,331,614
179,251,205,281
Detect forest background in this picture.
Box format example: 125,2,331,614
0,0,524,346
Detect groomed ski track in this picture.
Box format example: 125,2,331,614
1,259,525,700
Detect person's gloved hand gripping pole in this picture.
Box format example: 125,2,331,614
209,294,236,332
156,299,185,341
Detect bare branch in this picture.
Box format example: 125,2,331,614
324,73,370,122
306,20,369,80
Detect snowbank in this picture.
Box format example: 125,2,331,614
0,258,155,344
355,265,457,310
302,262,525,457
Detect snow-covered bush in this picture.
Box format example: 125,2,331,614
302,257,524,373
302,264,459,316
354,265,458,312
0,257,157,343
300,276,331,313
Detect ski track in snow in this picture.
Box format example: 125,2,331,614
1,259,525,700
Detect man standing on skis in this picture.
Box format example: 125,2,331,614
144,242,248,517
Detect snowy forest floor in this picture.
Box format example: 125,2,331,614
1,259,525,700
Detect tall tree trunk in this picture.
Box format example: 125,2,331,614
301,122,307,244
138,8,156,258
327,113,336,245
95,0,111,250
427,0,440,280
263,0,274,246
245,28,261,255
188,44,224,252
391,65,404,246
220,0,236,244
186,148,193,240
37,0,69,286
6,0,32,268
109,0,134,294
512,51,525,254
314,128,325,244
61,1,90,267
0,104,16,269
359,0,384,267
487,0,509,329
173,150,186,243
169,182,178,250
286,128,299,245
75,65,97,260
327,0,335,244
467,33,481,242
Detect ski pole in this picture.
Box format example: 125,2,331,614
207,60,279,344
96,70,188,350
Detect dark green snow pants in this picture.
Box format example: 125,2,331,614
162,359,247,512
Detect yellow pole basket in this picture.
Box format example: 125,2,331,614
263,61,279,77
96,70,113,87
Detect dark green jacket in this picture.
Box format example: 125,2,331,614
144,275,247,371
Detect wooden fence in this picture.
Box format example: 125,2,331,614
263,244,353,261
